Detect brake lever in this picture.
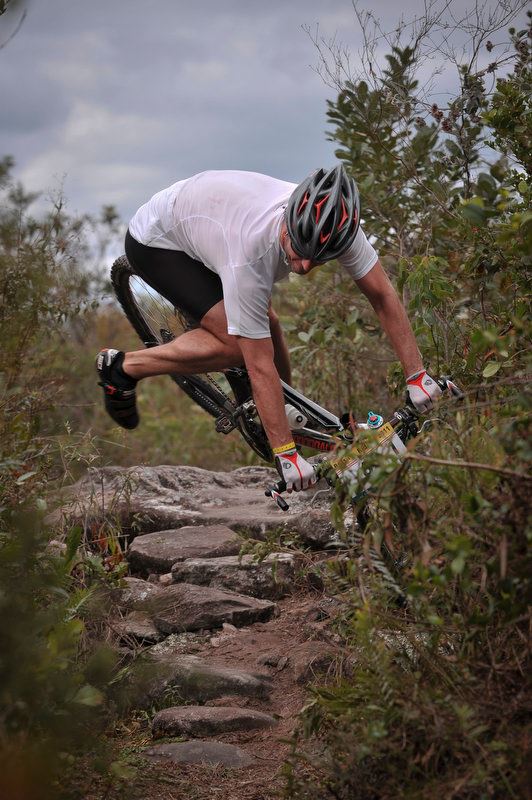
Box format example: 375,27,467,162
443,377,465,400
265,462,329,512
265,480,289,511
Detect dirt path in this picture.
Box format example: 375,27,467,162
60,465,343,800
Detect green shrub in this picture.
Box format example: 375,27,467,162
0,163,142,798
0,506,137,799
284,12,531,800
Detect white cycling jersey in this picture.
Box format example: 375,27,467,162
129,170,378,339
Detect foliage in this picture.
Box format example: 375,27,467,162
0,165,159,798
284,8,531,800
283,8,531,413
0,160,109,507
0,510,134,799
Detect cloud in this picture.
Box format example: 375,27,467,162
1,0,526,222
17,102,167,211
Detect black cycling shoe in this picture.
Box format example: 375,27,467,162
96,348,139,430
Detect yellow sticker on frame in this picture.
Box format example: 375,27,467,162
328,422,396,474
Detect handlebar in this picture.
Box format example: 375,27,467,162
265,375,464,511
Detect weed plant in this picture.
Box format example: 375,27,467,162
0,161,148,797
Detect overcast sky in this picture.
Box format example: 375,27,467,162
0,0,526,225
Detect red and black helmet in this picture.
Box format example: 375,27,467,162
285,165,360,263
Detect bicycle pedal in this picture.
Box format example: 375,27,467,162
215,415,236,434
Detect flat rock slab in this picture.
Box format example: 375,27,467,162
143,740,254,768
151,582,275,633
144,651,272,702
51,465,337,548
119,577,164,610
113,611,163,644
171,552,297,599
152,705,277,738
128,525,242,575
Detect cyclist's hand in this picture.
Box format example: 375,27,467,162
406,369,442,412
274,446,317,492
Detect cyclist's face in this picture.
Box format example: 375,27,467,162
281,227,317,275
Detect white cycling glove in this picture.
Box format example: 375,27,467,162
406,369,442,412
274,443,317,492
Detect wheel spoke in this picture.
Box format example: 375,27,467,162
128,276,184,340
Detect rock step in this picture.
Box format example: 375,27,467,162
143,740,254,768
128,525,241,575
152,705,277,738
145,651,272,703
171,552,297,599
54,465,337,549
118,577,275,633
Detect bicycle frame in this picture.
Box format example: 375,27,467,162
265,376,464,510
280,380,346,452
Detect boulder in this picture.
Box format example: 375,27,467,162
151,583,275,634
143,740,254,768
144,651,272,702
128,525,242,575
119,577,164,609
257,652,289,671
51,465,337,548
171,552,297,599
152,706,277,738
291,643,339,685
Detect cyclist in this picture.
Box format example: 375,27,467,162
96,165,441,492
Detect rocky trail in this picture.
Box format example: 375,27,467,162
55,465,347,800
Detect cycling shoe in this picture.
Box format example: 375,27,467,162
95,348,139,429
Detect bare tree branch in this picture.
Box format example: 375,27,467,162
306,0,528,113
404,452,532,481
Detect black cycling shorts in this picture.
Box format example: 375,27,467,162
124,229,223,323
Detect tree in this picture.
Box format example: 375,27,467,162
284,5,531,799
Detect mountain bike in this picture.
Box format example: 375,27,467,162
111,255,463,509
264,377,463,512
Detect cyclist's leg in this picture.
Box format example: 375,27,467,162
122,231,242,379
124,301,243,378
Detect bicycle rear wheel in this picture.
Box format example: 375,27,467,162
110,256,272,461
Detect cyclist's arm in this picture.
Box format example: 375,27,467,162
236,335,292,448
355,260,423,377
268,303,292,385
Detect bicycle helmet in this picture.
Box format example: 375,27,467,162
285,165,360,263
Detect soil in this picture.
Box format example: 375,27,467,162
57,465,345,800
73,588,339,800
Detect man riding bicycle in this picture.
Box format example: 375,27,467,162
96,165,441,492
